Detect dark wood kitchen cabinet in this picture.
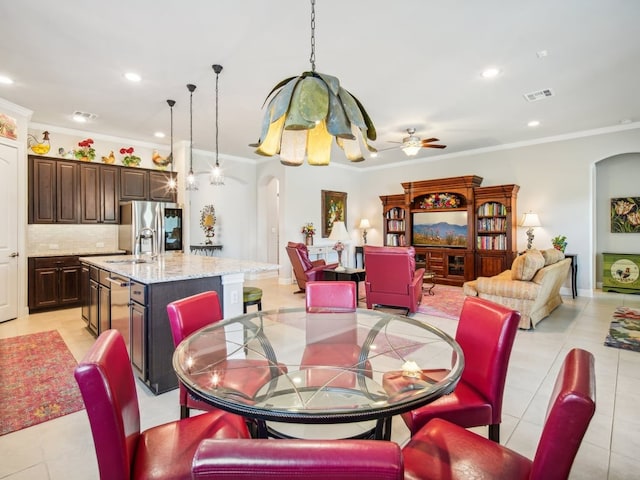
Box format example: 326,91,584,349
149,171,177,202
79,163,120,223
120,168,149,201
28,256,83,311
29,156,79,223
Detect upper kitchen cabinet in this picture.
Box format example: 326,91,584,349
29,155,79,224
80,163,120,224
149,171,177,202
120,169,177,202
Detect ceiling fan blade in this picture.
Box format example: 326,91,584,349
423,144,447,149
420,138,440,144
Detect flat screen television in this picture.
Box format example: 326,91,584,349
412,211,468,248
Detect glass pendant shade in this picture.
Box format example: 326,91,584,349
254,0,376,166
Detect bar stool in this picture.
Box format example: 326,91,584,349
243,287,263,313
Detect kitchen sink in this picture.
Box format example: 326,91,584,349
105,258,149,264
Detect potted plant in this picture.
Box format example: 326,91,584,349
551,235,567,252
301,222,315,246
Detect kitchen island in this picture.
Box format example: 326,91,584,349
80,253,279,394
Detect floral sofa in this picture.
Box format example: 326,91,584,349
463,249,572,329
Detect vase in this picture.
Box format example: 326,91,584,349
305,235,313,246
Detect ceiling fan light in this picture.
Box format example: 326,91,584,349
402,141,422,156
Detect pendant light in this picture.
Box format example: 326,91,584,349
185,83,198,191
254,0,376,166
210,64,224,186
166,99,177,191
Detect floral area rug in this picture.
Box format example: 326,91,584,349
416,285,466,320
604,306,640,352
0,330,85,435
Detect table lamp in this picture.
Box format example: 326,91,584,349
329,221,350,271
519,211,541,250
358,218,371,244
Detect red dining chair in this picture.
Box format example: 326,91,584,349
192,438,403,480
403,348,596,480
74,329,250,480
167,291,287,419
401,296,520,442
301,281,371,388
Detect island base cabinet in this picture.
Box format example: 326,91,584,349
130,300,147,381
129,276,223,395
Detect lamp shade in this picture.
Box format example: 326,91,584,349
358,218,371,229
519,212,541,227
328,221,350,241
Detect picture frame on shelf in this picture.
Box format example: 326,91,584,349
321,190,347,238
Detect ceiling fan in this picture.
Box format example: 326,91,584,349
385,128,447,156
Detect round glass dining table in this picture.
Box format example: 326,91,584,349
172,307,463,440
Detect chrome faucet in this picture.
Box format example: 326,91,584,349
135,227,157,258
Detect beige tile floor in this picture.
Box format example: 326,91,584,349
1,277,640,479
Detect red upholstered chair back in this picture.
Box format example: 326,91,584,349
167,291,225,417
167,291,224,347
192,438,404,480
455,296,521,425
364,245,416,294
74,330,141,480
530,348,596,480
305,280,357,313
286,241,314,289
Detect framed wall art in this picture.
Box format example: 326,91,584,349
611,197,640,233
321,190,347,237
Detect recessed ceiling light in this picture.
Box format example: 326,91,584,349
536,50,549,58
481,67,501,79
370,152,378,158
124,72,141,82
0,75,13,85
154,131,166,138
528,120,540,127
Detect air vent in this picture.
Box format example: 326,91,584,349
523,88,554,102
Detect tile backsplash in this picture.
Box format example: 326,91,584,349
27,224,119,255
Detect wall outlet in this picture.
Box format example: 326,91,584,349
96,242,105,247
231,291,239,304
49,244,59,249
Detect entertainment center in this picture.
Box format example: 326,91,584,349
380,175,519,286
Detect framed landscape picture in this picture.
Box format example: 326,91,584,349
611,197,640,233
321,190,347,237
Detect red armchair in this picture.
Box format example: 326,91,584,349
167,291,287,419
286,241,337,292
192,438,403,480
74,329,249,480
364,245,424,313
401,296,520,442
403,348,596,480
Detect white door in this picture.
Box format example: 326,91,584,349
0,143,18,321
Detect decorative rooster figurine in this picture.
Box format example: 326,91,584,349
101,150,116,164
152,149,172,169
27,130,51,155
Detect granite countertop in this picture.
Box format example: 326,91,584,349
79,253,280,284
29,250,126,258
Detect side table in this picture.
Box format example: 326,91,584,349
423,270,436,296
564,253,577,298
354,246,365,269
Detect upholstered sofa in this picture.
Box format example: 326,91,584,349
463,248,571,329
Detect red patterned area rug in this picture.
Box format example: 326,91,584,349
604,306,640,352
417,285,466,320
0,330,85,435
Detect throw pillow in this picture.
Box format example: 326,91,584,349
511,249,545,281
541,248,565,266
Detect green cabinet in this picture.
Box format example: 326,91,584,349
603,252,640,294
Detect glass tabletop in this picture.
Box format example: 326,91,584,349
172,307,463,428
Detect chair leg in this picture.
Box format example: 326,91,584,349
180,404,189,419
488,423,500,442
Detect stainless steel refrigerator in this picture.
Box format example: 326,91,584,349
118,201,182,255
